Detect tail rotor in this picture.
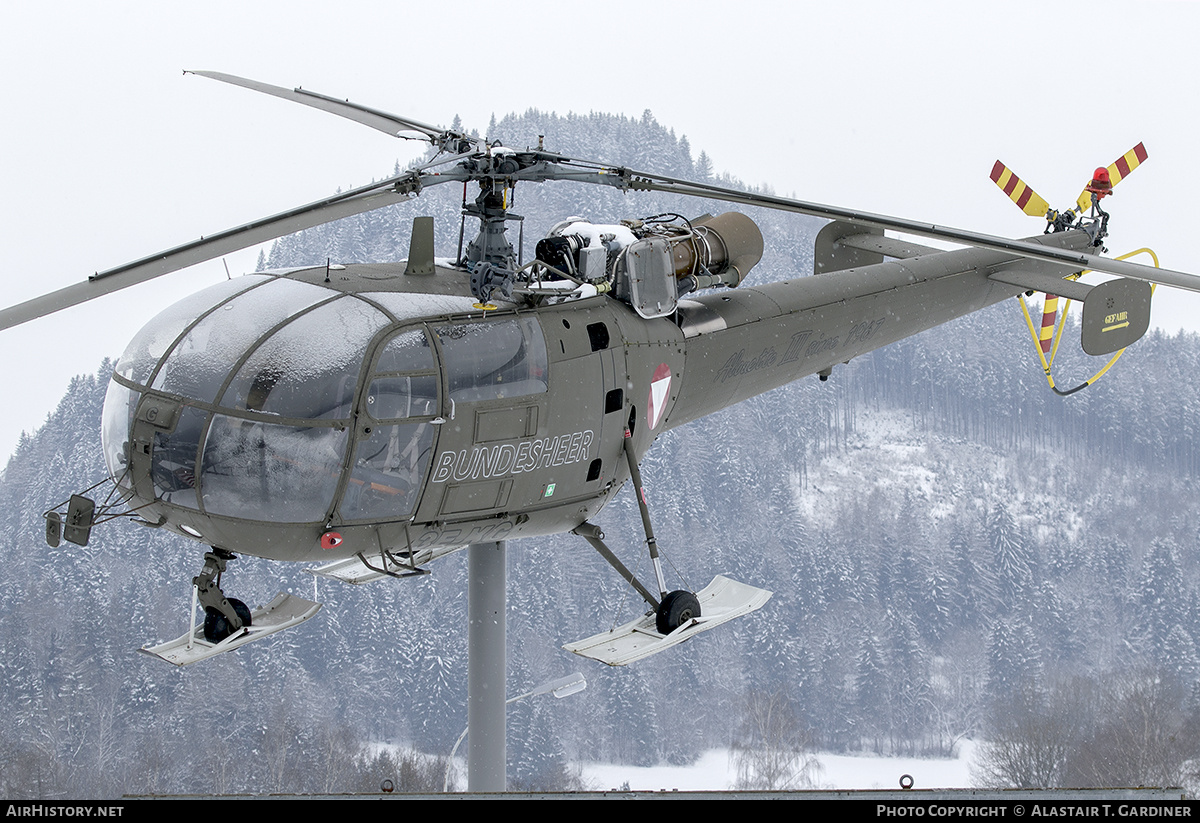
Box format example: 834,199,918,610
989,144,1156,393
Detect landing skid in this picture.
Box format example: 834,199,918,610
564,574,772,666
139,592,321,666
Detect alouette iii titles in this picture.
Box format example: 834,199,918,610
4,72,1195,676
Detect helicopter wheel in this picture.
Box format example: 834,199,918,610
203,598,252,643
656,590,701,635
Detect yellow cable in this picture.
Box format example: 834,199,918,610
1019,295,1061,391
1018,248,1159,395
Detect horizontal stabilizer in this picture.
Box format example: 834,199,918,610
835,233,943,260
988,270,1093,302
139,592,321,666
563,575,772,666
816,221,942,275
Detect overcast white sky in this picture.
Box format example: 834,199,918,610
3,0,1199,457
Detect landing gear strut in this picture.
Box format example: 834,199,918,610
620,427,702,633
566,427,772,666
193,549,253,643
566,421,779,666
572,427,702,636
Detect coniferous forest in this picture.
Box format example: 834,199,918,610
3,110,1200,797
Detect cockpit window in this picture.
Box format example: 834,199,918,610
220,296,388,420
200,414,349,523
436,317,547,403
115,275,268,385
101,379,139,487
374,328,435,374
105,281,549,526
365,375,439,420
151,406,208,510
340,422,432,521
103,276,411,524
150,278,331,404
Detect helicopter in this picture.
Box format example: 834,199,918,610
7,71,1199,667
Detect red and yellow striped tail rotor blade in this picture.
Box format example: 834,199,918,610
1076,142,1148,213
1109,141,1149,186
990,160,1052,218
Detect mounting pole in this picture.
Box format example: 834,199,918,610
467,540,506,791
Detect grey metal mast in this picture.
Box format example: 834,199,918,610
467,541,507,791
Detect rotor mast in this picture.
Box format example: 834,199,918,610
461,170,519,269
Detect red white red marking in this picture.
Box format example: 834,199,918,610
647,364,672,429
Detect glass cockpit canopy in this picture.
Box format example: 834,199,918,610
102,274,480,525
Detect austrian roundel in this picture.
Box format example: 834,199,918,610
646,363,672,430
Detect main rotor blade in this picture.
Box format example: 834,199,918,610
186,71,457,143
0,173,434,331
625,171,1200,294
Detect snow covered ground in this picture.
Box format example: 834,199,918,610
582,742,976,792
790,406,1088,542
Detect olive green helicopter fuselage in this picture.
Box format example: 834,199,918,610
101,227,1092,567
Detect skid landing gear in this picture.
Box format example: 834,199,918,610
564,427,773,665
140,548,321,666
565,573,773,665
194,549,251,643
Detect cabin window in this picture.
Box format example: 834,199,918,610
436,317,548,403
149,278,330,405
